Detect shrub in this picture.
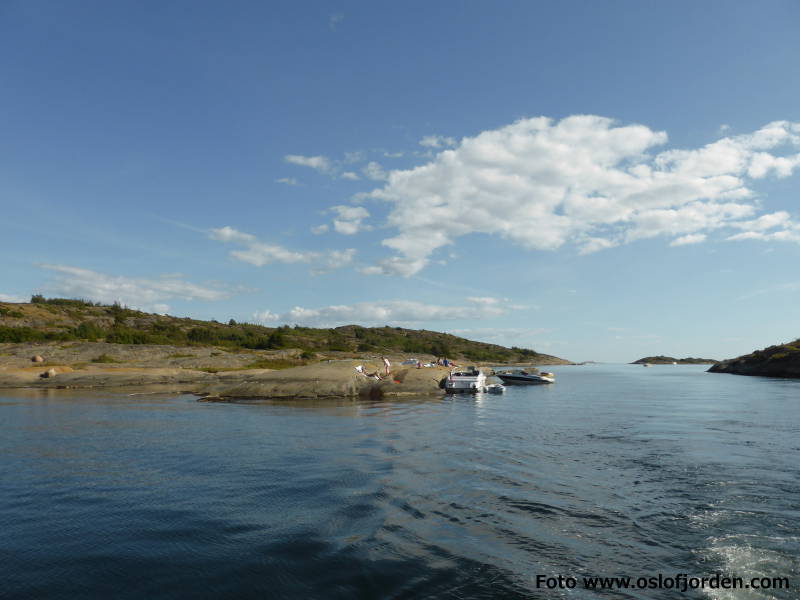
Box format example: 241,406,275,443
91,353,121,363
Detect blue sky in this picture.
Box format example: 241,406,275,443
2,0,799,362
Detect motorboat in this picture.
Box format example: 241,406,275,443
485,383,505,394
496,369,555,385
445,366,487,393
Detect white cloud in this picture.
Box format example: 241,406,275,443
359,256,427,277
0,293,26,303
726,210,800,243
341,171,360,180
670,233,707,246
252,297,522,326
209,226,355,273
284,154,333,174
448,327,550,348
329,13,344,30
209,226,313,266
383,151,404,158
344,151,364,163
733,211,791,232
275,177,300,186
310,248,356,275
727,227,800,243
37,265,230,311
578,237,618,255
311,224,329,234
419,135,457,148
362,116,800,275
362,161,388,181
331,205,370,235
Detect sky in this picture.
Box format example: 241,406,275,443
2,0,799,363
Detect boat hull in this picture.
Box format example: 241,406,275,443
496,374,554,385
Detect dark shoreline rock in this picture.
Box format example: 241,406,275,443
707,340,800,378
631,355,717,365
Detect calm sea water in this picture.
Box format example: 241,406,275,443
1,365,798,599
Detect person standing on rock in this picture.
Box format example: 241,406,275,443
382,356,391,376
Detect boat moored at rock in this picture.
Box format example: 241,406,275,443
445,366,488,393
496,369,555,385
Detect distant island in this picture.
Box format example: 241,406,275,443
631,356,718,365
0,297,571,398
708,339,800,378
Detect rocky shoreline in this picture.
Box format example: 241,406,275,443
0,342,563,400
707,339,800,379
631,355,717,365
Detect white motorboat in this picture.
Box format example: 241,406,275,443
496,369,555,385
485,383,505,394
445,366,487,393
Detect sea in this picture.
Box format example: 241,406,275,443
1,364,798,599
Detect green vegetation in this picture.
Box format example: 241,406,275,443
91,353,122,363
633,355,717,364
0,298,564,364
0,307,25,318
708,338,800,378
732,340,800,365
30,295,99,307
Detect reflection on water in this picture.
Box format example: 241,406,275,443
1,365,798,599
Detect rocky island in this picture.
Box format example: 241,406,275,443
631,355,718,365
1,298,571,399
708,339,800,378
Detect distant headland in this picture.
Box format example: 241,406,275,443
708,340,800,378
631,356,718,365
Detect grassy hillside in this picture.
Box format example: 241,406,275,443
0,297,570,364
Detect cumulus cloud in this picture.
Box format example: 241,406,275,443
330,205,370,235
419,135,457,148
37,265,230,312
285,151,379,181
252,297,522,326
0,293,26,303
311,224,329,234
362,116,800,275
726,210,800,242
209,226,355,273
210,226,313,266
284,154,333,174
670,233,707,246
310,248,357,275
362,161,388,181
449,327,550,348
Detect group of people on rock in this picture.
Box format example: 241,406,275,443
355,356,393,380
356,355,458,379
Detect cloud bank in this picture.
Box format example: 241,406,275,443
253,296,523,327
363,116,800,275
38,265,231,313
209,226,355,273
0,293,26,303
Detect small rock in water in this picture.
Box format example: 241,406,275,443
40,368,57,378
32,355,45,363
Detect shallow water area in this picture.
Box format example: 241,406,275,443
1,365,798,599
